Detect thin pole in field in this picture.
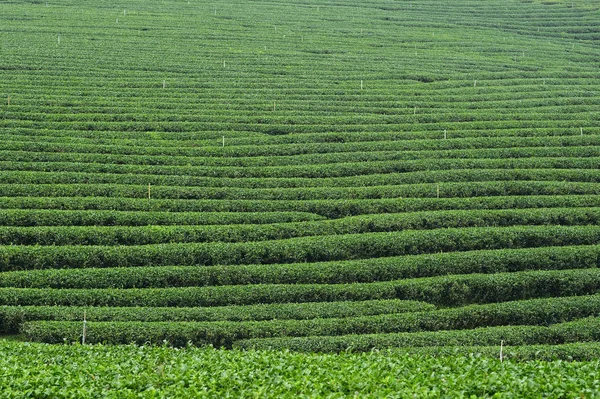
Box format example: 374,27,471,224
500,340,504,362
116,18,118,23
414,106,417,115
222,136,225,147
273,101,276,111
444,129,447,139
474,80,477,87
148,183,151,199
436,184,440,199
82,311,87,345
163,80,166,89
124,9,126,15
223,60,226,68
57,34,61,44
360,80,363,90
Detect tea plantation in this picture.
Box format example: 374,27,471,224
1,0,600,395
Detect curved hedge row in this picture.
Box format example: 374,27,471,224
3,294,598,335
3,207,600,246
2,171,600,199
0,209,325,227
2,268,599,308
2,144,600,168
0,299,432,334
3,193,600,218
21,316,600,348
1,225,600,271
2,156,600,182
233,317,600,352
1,245,596,289
2,135,598,158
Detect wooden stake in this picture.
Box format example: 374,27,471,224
222,136,225,147
474,80,477,87
273,101,276,111
148,183,151,199
223,60,226,68
414,106,417,115
82,310,87,345
57,34,60,44
360,80,363,90
500,340,504,362
162,80,166,89
7,96,10,106
436,184,440,198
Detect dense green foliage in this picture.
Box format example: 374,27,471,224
2,341,600,398
2,0,600,393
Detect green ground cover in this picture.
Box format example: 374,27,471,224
1,340,600,398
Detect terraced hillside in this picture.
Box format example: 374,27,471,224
1,0,600,352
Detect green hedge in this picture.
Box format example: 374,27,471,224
2,173,600,200
2,193,600,219
234,317,600,352
2,268,600,308
2,156,599,182
2,207,600,246
0,209,325,227
2,293,599,336
1,245,597,289
0,299,432,334
1,225,600,271
384,342,600,362
2,143,599,168
2,135,597,158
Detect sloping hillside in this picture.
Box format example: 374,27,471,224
1,0,600,351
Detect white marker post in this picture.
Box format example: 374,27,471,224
222,136,225,147
82,311,87,345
